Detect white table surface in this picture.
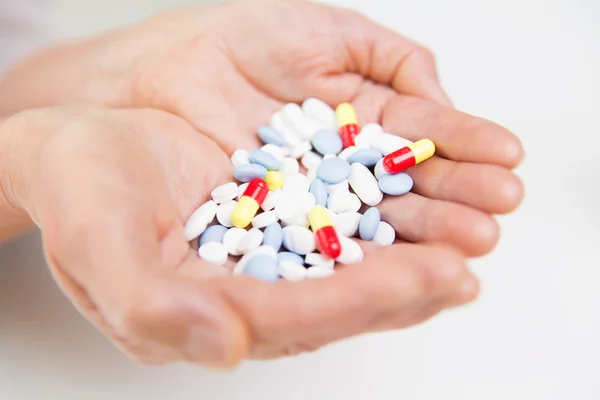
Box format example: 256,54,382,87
1,0,599,398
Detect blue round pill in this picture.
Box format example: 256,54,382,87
316,157,351,184
277,252,305,265
234,163,267,182
359,207,381,241
258,126,286,147
249,149,281,171
263,223,283,251
348,148,383,167
309,179,328,207
243,255,279,282
311,130,343,155
378,173,414,195
198,225,228,247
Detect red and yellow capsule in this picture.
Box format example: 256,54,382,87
308,205,342,259
336,103,360,149
231,178,269,228
382,139,436,175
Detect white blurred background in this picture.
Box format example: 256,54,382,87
1,0,599,399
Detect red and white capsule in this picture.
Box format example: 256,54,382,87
382,139,435,175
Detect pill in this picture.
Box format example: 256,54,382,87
265,170,284,190
250,149,281,171
184,200,218,241
252,210,279,229
382,139,436,174
308,205,342,259
231,149,250,167
336,103,360,148
270,111,301,147
378,172,414,195
279,157,300,176
309,179,328,207
288,140,312,159
347,148,383,167
281,213,310,228
258,125,286,146
233,245,276,275
316,157,351,184
282,225,316,255
281,103,317,140
277,251,305,265
354,124,384,150
238,228,264,254
275,193,298,221
216,200,238,228
223,227,247,256
360,123,384,137
301,151,323,171
337,236,364,264
291,115,324,140
278,260,308,282
370,133,413,156
302,98,337,129
231,178,269,228
283,173,310,194
306,167,318,182
263,223,283,250
260,144,287,161
338,146,358,160
297,192,317,214
198,242,228,266
374,159,386,180
305,252,335,269
234,163,267,183
348,163,383,206
307,266,335,279
261,188,283,211
237,183,249,200
327,191,361,214
199,224,228,246
311,130,343,155
373,221,395,246
332,212,361,237
325,180,349,195
211,182,239,204
243,254,279,282
359,207,381,241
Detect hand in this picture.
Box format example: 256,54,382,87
1,106,477,367
0,0,525,257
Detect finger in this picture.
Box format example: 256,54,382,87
382,95,525,168
377,193,500,257
407,157,525,214
211,243,467,359
335,6,452,106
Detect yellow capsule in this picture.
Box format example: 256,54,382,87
308,205,333,232
408,139,436,164
231,196,260,228
335,103,358,127
265,171,284,190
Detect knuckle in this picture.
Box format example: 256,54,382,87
413,46,436,63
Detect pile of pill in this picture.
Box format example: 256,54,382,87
183,99,435,282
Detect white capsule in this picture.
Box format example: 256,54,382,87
233,245,277,275
288,140,312,159
211,182,239,204
237,228,264,254
325,180,349,195
237,183,249,200
231,149,250,167
301,151,323,171
252,210,279,229
338,146,358,160
370,133,413,156
262,189,283,211
278,260,308,282
279,157,300,176
283,173,310,194
373,221,395,246
305,253,335,269
216,200,238,228
282,226,316,255
183,200,218,241
223,227,247,256
301,98,337,129
327,191,361,214
332,212,362,237
307,266,335,279
198,242,228,266
348,163,383,206
261,144,286,162
336,236,364,264
374,160,386,180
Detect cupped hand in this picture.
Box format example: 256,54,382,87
1,106,477,367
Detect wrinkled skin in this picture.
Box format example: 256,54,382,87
0,0,524,368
